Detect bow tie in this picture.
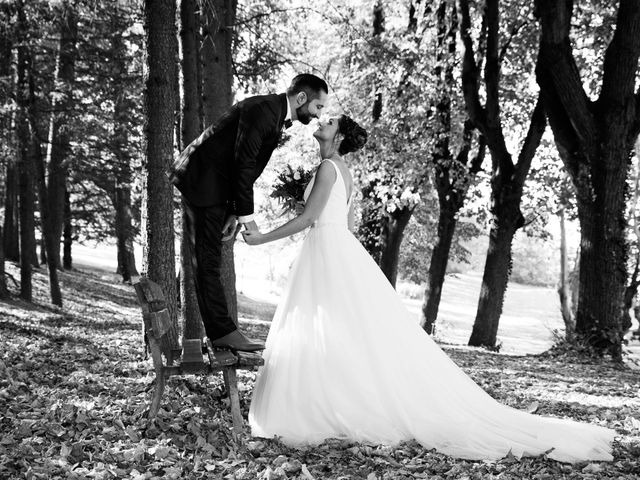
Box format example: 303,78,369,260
284,119,293,129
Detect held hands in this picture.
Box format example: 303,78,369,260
295,201,305,215
242,229,265,246
238,220,264,245
222,215,241,241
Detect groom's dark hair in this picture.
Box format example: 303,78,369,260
287,74,328,100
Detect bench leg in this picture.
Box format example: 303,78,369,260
223,366,243,440
149,370,166,419
148,336,166,419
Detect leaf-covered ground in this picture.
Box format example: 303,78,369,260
1,264,640,479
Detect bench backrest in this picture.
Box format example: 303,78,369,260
133,277,172,343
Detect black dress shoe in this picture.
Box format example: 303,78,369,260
210,329,265,352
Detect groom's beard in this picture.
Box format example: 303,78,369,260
296,104,313,125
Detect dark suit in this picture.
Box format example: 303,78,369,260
168,93,288,340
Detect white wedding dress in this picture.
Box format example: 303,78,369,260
249,159,615,462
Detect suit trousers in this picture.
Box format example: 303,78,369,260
182,199,237,340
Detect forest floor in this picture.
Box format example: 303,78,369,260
1,263,640,479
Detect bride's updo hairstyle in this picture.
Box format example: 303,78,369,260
337,115,367,155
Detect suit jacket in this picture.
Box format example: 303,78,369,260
167,93,288,214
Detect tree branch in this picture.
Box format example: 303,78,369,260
499,19,529,63
476,10,487,73
599,0,640,108
470,134,487,175
458,0,486,130
534,0,596,150
232,7,311,27
484,0,501,130
455,119,474,165
515,93,546,186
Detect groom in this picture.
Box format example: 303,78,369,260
168,74,329,352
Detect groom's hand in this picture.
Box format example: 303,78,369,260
222,215,240,241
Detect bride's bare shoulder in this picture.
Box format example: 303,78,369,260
313,160,337,184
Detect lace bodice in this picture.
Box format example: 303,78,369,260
303,159,352,228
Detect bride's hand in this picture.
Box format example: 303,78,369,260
242,230,265,246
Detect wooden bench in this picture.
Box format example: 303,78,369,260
133,276,264,439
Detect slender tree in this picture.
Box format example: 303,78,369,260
180,0,204,340
558,206,576,339
111,6,138,283
143,0,180,352
0,226,8,300
201,0,239,324
357,0,422,288
371,0,384,122
63,189,72,269
535,0,640,359
421,1,485,333
45,0,77,269
373,1,418,288
459,0,547,348
1,2,19,263
15,0,35,301
31,81,63,306
2,163,20,262
623,143,640,336
26,3,71,307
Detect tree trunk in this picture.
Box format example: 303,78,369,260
3,163,20,261
621,256,639,335
622,146,640,336
468,218,520,348
535,0,640,359
201,0,235,119
16,2,35,301
63,187,72,269
39,237,47,266
574,185,626,358
111,8,138,283
33,128,63,307
557,207,575,339
114,185,138,283
359,0,385,253
18,153,35,302
180,0,204,340
569,248,579,316
45,0,77,269
378,207,413,287
28,54,63,306
371,0,384,121
459,0,546,348
1,7,18,263
143,0,180,352
421,2,486,334
421,203,458,334
0,226,7,300
201,0,238,326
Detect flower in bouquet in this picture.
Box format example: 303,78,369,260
270,165,314,215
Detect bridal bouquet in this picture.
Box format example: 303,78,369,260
270,165,314,215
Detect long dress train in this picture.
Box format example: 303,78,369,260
249,159,615,463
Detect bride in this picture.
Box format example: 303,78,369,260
241,115,615,463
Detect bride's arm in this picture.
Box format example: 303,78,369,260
348,201,355,232
242,162,336,245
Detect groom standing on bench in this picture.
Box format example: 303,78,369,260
167,74,329,352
